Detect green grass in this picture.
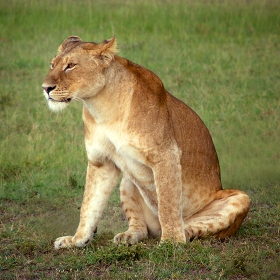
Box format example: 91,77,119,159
0,0,279,279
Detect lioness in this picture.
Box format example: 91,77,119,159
42,36,250,249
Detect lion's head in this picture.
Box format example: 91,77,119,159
42,36,117,111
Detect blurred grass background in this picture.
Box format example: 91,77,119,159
0,0,279,279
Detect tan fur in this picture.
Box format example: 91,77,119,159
42,36,250,249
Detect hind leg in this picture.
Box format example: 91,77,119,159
114,174,161,245
184,189,250,239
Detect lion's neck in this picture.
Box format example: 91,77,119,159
82,58,135,125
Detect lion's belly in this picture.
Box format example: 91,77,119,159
87,138,218,220
86,127,216,218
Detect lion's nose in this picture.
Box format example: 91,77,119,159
42,85,56,94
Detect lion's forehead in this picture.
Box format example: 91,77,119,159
51,54,71,66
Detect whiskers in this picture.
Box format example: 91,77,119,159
48,88,87,105
72,96,83,103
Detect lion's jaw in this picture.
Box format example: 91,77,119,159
42,87,71,112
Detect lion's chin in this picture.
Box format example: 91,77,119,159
47,99,71,112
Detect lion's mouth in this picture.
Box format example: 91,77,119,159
48,97,72,103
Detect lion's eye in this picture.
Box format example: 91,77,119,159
65,63,76,71
50,63,54,70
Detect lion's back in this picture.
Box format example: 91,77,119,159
167,93,221,189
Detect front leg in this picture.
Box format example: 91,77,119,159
54,160,120,249
152,147,186,243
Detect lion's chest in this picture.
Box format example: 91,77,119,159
86,125,155,195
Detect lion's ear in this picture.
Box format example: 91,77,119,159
97,36,118,66
99,36,118,54
81,36,118,66
58,36,83,53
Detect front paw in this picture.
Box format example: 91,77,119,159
54,235,92,249
54,236,75,249
161,231,186,243
114,230,146,245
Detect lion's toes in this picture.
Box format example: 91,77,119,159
114,232,138,245
114,231,146,245
54,236,74,249
54,234,93,249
